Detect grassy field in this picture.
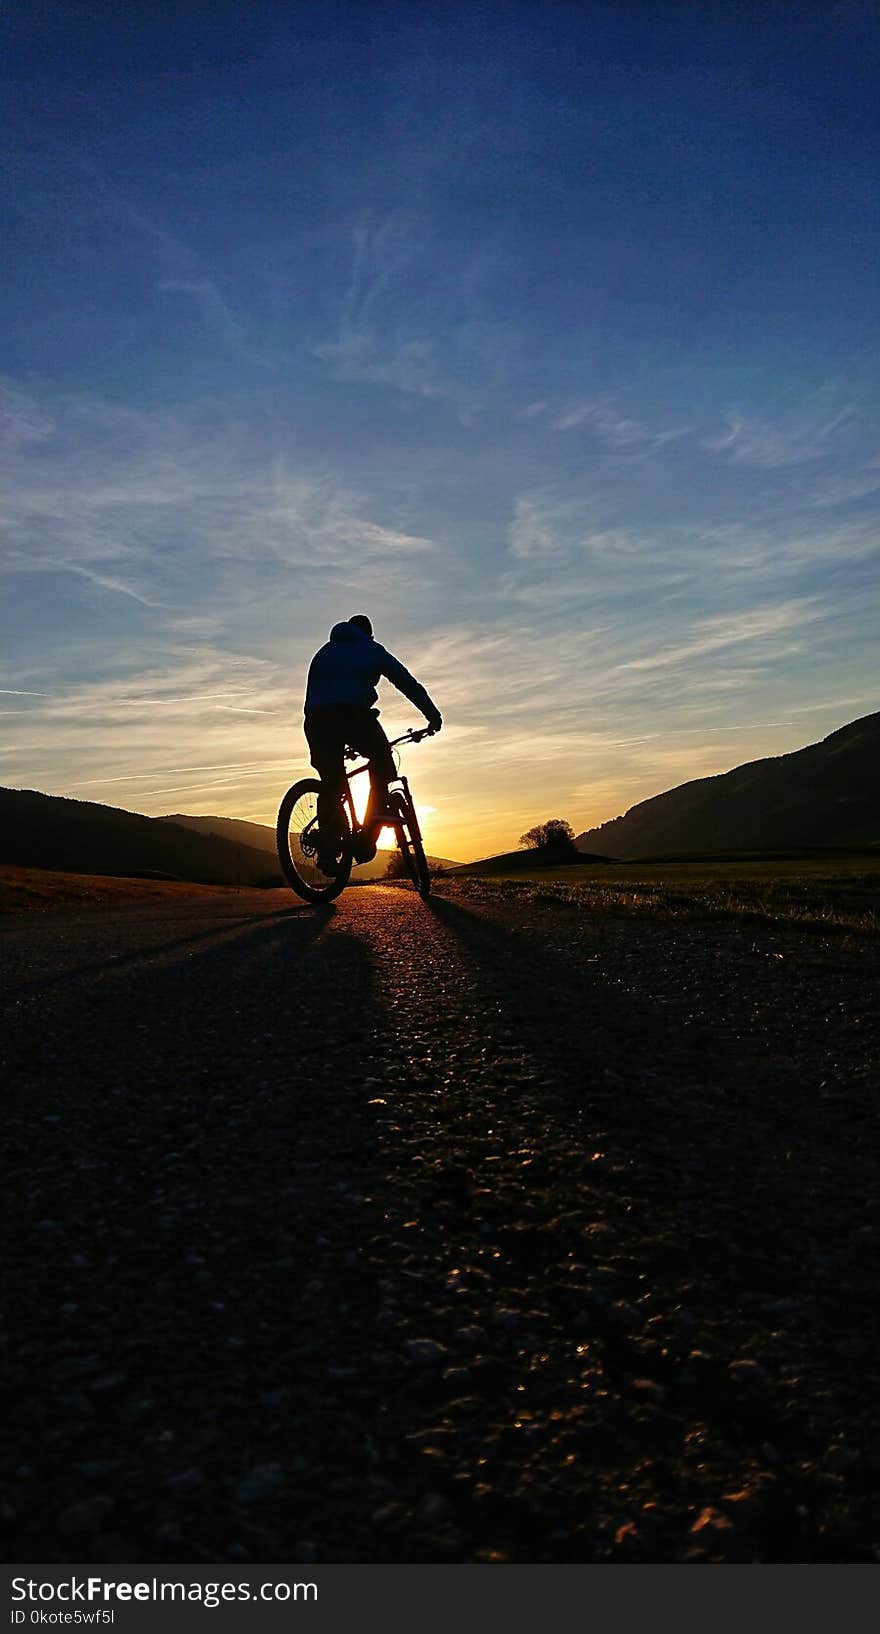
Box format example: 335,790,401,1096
437,851,880,934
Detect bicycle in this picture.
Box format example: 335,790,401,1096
276,726,435,904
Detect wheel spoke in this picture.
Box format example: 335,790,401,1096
287,791,322,887
276,780,352,901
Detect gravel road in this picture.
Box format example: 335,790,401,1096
2,882,878,1564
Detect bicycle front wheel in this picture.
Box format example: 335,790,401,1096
390,788,431,898
276,778,352,903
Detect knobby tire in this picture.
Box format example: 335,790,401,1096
276,778,352,903
392,788,431,898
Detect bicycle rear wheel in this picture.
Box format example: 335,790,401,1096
390,786,431,898
276,778,352,903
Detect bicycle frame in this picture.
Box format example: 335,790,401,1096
276,725,433,901
344,724,431,778
341,726,431,835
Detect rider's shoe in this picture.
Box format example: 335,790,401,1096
316,845,341,876
352,834,377,864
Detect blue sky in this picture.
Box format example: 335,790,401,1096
3,0,878,858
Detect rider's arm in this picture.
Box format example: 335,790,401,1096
377,647,442,729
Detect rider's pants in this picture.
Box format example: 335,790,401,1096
304,705,397,845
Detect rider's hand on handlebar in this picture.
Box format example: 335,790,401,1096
425,716,442,737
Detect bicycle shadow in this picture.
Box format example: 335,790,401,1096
423,891,708,1124
358,890,861,1560
418,891,826,1299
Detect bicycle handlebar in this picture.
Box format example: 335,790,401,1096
344,724,436,762
389,725,436,747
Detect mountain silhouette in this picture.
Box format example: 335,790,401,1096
162,813,458,878
575,711,880,858
0,790,458,885
158,813,282,855
446,846,612,877
0,789,280,886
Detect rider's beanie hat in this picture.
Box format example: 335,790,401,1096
348,614,373,636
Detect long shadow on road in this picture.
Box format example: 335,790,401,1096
350,890,877,1563
2,901,317,1001
3,905,389,1563
422,892,874,1335
423,891,843,1209
423,892,749,1205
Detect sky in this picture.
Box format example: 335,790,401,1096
2,0,879,861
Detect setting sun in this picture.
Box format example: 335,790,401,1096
348,772,399,850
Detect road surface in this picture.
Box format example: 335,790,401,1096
2,883,878,1562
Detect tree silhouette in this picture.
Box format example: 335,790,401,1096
519,818,578,856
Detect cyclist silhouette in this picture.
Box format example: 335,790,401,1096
303,615,442,874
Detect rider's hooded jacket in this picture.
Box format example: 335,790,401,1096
304,621,441,724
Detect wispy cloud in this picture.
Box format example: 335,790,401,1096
403,605,870,854
46,560,163,607
1,646,300,817
507,490,649,565
505,486,879,584
550,399,689,450
258,464,434,565
0,382,56,450
805,456,880,509
313,214,449,400
1,386,436,622
316,329,449,402
702,403,855,468
618,598,823,673
508,494,574,558
515,395,688,450
313,216,520,420
159,278,277,369
517,400,549,421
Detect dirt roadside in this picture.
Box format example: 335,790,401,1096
0,866,243,913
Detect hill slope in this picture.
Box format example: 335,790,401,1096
159,813,280,856
447,847,612,876
0,790,279,887
0,791,459,886
576,711,880,858
162,813,458,878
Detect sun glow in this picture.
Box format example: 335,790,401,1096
349,772,404,849
350,774,370,827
